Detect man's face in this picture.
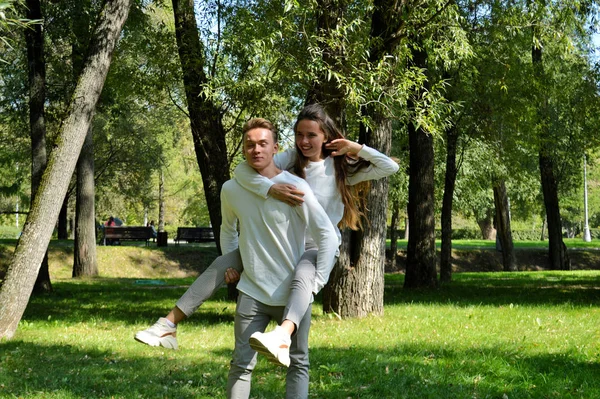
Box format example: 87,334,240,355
243,127,279,171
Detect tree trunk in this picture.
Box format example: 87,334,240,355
322,0,402,317
323,118,391,317
171,0,230,253
532,26,568,270
57,197,69,239
404,39,437,289
388,199,400,267
73,127,98,277
24,0,52,294
540,215,546,241
404,215,409,240
158,168,165,232
493,180,516,271
0,0,131,340
72,0,97,278
476,208,495,240
440,125,459,283
539,150,568,269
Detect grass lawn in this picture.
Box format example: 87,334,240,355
1,242,599,398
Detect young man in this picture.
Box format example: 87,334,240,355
222,118,337,399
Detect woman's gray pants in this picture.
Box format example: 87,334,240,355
175,247,319,329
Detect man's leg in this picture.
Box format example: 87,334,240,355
227,293,273,399
286,301,312,399
135,249,243,349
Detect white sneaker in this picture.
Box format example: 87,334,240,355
249,326,291,367
134,318,178,350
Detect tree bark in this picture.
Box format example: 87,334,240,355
171,0,230,253
158,168,165,232
57,198,69,239
440,124,459,283
0,0,131,340
24,0,52,293
72,0,97,278
404,39,437,289
493,180,516,271
540,215,546,241
532,26,568,270
388,199,400,267
73,126,98,277
476,208,495,240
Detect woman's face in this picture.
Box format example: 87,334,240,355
295,119,326,162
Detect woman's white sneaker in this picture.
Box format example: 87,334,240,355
249,326,291,367
134,318,178,350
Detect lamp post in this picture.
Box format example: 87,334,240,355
583,153,592,242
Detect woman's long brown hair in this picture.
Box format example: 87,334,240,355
292,104,371,230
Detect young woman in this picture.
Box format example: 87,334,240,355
134,104,399,362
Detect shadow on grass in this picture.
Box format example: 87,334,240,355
383,272,600,308
21,279,235,326
1,338,598,398
19,270,600,328
0,340,227,398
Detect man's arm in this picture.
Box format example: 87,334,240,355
219,184,239,255
295,183,338,294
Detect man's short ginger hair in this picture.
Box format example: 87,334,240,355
242,118,278,143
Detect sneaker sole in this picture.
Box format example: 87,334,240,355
134,332,178,350
249,336,288,367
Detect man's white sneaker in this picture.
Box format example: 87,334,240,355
134,318,178,350
249,326,291,367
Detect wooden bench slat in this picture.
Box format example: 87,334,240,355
103,226,155,246
175,227,214,244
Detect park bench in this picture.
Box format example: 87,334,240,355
103,226,155,246
175,227,215,244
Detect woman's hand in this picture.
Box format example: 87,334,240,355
225,268,241,284
268,183,305,206
325,139,363,158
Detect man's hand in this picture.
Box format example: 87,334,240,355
325,139,363,158
225,268,241,284
268,183,305,206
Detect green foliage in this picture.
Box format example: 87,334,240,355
0,0,40,62
1,0,600,238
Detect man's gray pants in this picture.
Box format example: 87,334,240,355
226,292,312,399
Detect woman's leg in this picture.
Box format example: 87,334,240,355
135,249,243,349
176,249,243,316
282,249,318,331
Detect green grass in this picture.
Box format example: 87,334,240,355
1,261,599,398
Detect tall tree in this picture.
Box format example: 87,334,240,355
404,36,437,289
0,0,131,340
24,0,52,292
322,0,401,317
73,1,97,277
171,0,230,250
440,122,459,282
531,1,568,270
